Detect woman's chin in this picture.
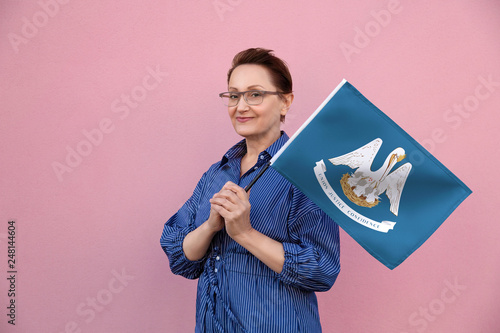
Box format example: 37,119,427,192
233,125,256,138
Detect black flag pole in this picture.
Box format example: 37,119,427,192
244,161,271,192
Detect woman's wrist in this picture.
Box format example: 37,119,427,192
204,218,222,235
183,220,219,261
230,226,255,246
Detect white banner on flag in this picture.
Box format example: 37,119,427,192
313,160,396,233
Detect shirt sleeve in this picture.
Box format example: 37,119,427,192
160,172,208,280
277,194,341,292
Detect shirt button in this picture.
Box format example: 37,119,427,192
254,166,258,170
216,256,220,261
260,155,265,160
214,268,218,273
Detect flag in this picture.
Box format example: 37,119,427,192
270,79,472,269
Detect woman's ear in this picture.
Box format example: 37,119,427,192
280,93,294,117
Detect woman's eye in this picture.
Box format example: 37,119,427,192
229,94,239,99
250,92,263,98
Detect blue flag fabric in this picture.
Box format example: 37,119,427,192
270,79,472,269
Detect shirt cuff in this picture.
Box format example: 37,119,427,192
279,242,311,286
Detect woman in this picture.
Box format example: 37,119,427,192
160,48,340,332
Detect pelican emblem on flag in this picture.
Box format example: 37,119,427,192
329,138,412,216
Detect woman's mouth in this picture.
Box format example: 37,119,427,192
236,117,253,123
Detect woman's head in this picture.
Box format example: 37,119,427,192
224,48,294,143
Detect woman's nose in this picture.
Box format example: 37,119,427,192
236,97,250,111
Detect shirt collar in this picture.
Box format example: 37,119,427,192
221,131,289,166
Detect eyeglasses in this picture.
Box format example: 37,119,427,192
218,90,282,107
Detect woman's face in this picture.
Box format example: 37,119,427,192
227,64,292,143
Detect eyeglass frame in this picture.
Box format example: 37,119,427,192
218,90,286,107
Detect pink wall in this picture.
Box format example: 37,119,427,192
1,1,499,332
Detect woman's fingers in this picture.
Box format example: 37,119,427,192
222,181,248,201
210,191,237,208
209,182,251,229
208,182,253,240
211,183,245,206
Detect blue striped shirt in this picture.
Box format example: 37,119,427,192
160,132,341,333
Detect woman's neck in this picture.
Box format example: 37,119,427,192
245,130,281,159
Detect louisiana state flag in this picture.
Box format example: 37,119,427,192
270,79,472,269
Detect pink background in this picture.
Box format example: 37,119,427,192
1,1,499,332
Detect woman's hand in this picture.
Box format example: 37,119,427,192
210,181,253,241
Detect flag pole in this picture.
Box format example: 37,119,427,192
244,161,271,192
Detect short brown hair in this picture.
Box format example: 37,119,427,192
227,48,293,122
227,48,293,94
